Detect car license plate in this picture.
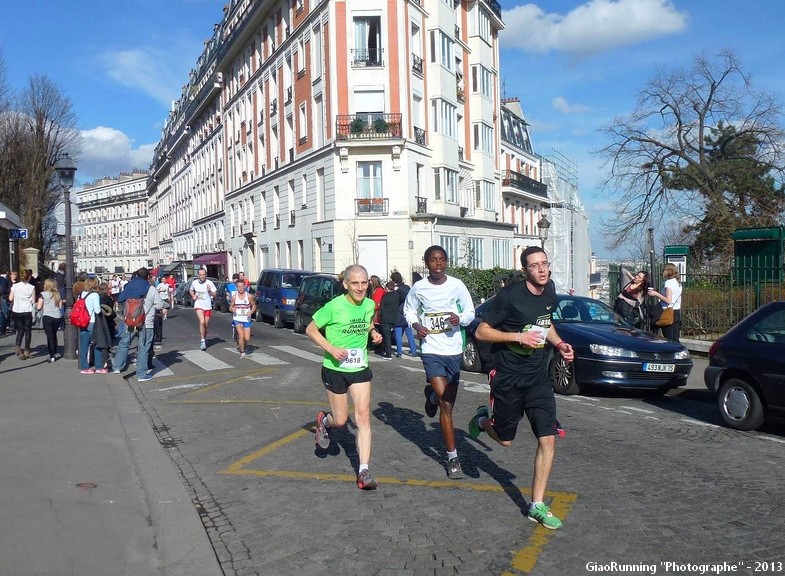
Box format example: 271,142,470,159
644,363,675,372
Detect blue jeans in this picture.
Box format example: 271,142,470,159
79,324,103,370
0,297,9,331
394,325,418,356
113,326,153,379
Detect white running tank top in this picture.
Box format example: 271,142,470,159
232,292,252,323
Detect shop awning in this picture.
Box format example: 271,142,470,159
193,252,227,267
160,261,185,274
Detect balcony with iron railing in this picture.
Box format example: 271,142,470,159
414,126,426,146
270,99,278,116
355,197,389,216
336,113,403,141
412,54,423,75
285,86,292,104
501,170,548,198
483,0,502,20
351,48,384,67
415,196,428,213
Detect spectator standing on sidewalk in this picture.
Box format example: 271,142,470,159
9,269,36,359
468,246,574,530
0,268,10,334
112,268,163,382
404,245,475,480
78,277,104,373
390,271,417,357
40,278,63,363
377,281,399,359
307,264,383,490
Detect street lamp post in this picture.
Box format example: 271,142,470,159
55,154,77,360
537,213,551,249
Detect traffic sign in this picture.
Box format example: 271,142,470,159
54,201,80,224
9,228,28,240
56,223,85,237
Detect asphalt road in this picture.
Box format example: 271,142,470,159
129,307,784,576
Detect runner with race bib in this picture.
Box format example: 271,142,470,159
306,264,383,490
404,245,475,480
229,279,257,358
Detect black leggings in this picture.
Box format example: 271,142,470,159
42,315,60,358
12,311,32,349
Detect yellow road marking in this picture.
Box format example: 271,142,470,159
188,367,277,395
218,423,576,574
173,399,325,406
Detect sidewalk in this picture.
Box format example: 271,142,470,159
0,330,222,576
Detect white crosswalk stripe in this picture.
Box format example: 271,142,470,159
268,345,327,364
149,357,174,378
181,349,234,371
224,347,290,365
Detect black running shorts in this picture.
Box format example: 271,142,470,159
488,369,558,441
321,366,373,394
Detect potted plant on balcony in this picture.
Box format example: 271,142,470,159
372,117,389,134
350,116,366,135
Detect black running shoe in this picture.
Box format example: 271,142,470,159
424,385,437,418
315,411,330,449
356,469,378,490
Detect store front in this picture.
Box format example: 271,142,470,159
192,252,227,280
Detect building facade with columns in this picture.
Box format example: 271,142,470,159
147,0,531,283
74,171,150,276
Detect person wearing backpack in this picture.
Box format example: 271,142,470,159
112,267,163,382
78,277,104,373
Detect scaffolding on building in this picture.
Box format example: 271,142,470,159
538,150,592,295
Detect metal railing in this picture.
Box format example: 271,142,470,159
351,48,384,67
414,126,426,145
336,113,403,141
501,170,548,197
412,54,423,75
416,196,428,213
355,197,389,215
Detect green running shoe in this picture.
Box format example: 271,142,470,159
528,503,562,530
468,405,490,440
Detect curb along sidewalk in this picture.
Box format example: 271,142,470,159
0,330,222,576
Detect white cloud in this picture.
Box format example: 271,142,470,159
99,46,192,106
553,96,591,114
500,0,688,57
78,126,154,183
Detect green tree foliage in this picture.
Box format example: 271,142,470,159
597,50,785,264
667,123,785,261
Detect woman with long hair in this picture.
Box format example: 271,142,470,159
41,278,63,362
79,277,105,373
613,269,649,328
649,263,683,342
9,269,36,359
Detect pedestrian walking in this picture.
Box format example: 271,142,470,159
40,278,63,362
9,270,36,359
403,245,475,479
390,271,417,357
468,246,574,530
307,264,383,490
377,281,399,359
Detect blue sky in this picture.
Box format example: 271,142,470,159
2,0,784,258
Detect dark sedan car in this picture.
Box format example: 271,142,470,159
463,294,693,395
292,273,344,333
704,301,785,430
213,282,230,312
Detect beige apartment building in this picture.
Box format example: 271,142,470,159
74,171,150,276
147,0,551,282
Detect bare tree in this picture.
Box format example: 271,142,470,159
0,73,81,263
596,50,785,260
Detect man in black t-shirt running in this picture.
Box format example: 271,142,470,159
469,246,574,530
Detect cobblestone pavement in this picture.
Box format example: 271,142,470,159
130,311,785,576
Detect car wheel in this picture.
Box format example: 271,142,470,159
273,308,284,329
293,311,305,333
717,377,765,431
462,337,482,372
550,355,581,395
